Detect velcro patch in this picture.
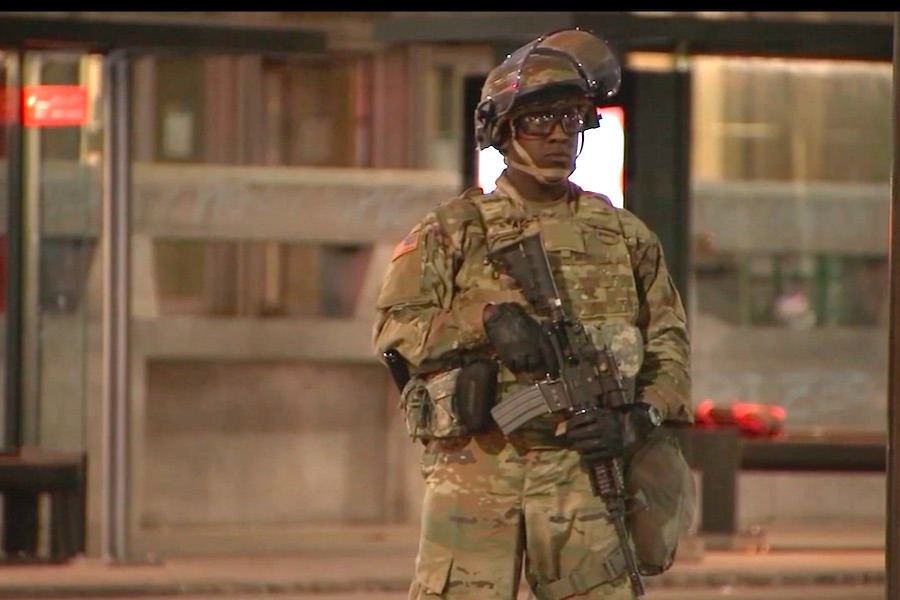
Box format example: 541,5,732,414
391,227,420,261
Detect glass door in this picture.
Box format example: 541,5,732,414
0,49,106,561
17,51,104,454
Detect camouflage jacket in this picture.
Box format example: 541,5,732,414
372,173,692,422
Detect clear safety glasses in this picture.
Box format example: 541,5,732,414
514,109,588,137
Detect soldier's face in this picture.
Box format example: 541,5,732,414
510,101,588,171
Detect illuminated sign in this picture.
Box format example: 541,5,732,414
478,106,626,208
22,85,88,127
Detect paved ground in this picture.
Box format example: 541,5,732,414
22,588,889,600
0,523,887,599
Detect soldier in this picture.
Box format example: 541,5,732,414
373,28,694,599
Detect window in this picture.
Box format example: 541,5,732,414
690,56,891,431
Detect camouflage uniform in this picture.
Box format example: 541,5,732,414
372,172,691,599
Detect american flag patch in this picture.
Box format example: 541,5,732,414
391,227,420,261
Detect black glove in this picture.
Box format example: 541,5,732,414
483,302,557,375
565,408,624,463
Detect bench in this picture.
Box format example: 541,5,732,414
0,447,86,563
674,427,886,535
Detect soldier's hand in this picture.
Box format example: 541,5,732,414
483,302,556,375
565,408,624,463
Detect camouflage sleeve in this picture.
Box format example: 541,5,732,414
372,199,523,371
624,213,693,423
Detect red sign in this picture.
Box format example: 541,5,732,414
22,85,88,127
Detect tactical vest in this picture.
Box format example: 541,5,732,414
467,182,646,400
399,183,646,442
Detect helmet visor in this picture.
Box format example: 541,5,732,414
536,29,621,100
479,39,542,119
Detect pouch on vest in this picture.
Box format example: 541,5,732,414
584,322,644,404
399,367,469,441
399,377,432,441
454,358,498,434
625,428,697,575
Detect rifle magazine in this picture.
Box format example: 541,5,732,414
491,385,551,435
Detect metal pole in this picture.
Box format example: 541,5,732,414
20,54,41,447
101,49,131,562
887,11,899,600
3,51,23,452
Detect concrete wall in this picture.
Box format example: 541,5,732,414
142,360,389,526
692,180,889,255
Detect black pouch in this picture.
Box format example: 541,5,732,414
453,358,499,433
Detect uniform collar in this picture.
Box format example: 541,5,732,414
494,170,584,216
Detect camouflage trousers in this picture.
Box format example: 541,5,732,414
409,429,635,600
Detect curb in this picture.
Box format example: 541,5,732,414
0,579,411,598
0,571,887,598
651,570,885,589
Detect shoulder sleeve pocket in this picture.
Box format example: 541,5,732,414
376,246,428,309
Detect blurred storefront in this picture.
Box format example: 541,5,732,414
0,11,894,560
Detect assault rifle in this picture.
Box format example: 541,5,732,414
488,232,645,597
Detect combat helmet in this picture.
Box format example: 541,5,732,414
475,28,621,151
